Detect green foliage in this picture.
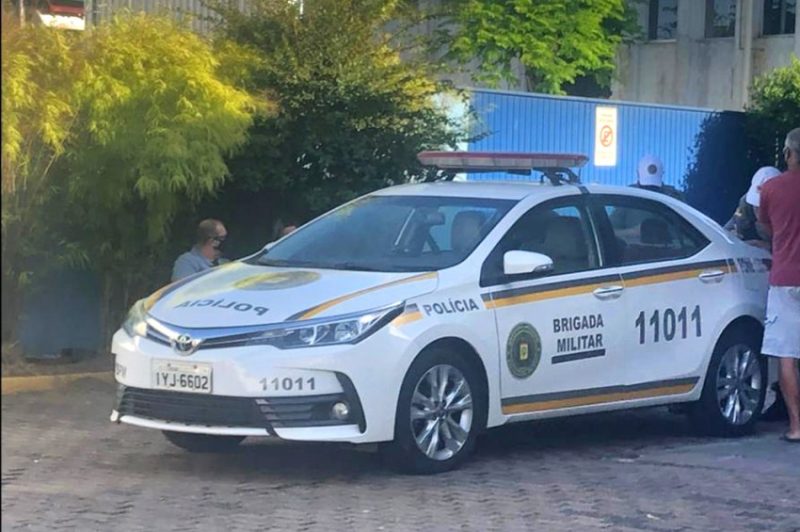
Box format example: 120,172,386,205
683,112,755,224
1,10,83,339
747,56,800,167
208,0,467,248
422,0,637,94
1,13,258,341
69,14,255,239
1,11,77,196
686,58,800,225
68,14,257,336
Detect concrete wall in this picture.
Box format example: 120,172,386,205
84,0,253,33
613,0,799,110
754,34,798,75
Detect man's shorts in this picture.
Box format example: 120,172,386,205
763,286,800,359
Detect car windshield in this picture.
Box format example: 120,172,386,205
255,195,516,272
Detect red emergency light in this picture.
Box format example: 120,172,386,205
417,151,587,185
417,151,588,172
45,0,84,16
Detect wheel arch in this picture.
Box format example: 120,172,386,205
409,336,491,431
689,314,767,436
382,335,492,473
703,314,764,375
716,315,764,348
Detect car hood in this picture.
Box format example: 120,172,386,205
145,261,438,328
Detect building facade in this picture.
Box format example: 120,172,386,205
613,0,799,110
40,0,797,111
84,0,229,33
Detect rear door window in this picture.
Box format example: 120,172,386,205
594,196,709,266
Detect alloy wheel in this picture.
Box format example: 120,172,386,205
716,344,762,426
409,364,474,461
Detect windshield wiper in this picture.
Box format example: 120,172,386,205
258,258,321,268
328,262,386,272
258,258,385,272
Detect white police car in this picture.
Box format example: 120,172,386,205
111,152,773,474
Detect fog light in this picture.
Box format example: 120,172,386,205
331,402,350,421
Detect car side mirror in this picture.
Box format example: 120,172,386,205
503,250,554,276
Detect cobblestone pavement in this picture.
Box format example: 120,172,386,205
2,378,798,532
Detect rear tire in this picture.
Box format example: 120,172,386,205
382,348,486,475
162,431,245,453
689,327,766,437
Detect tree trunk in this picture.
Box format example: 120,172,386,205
1,220,24,343
1,275,22,343
100,271,114,351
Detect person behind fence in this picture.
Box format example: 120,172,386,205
610,155,685,231
724,166,785,421
633,154,685,201
280,222,298,238
723,166,781,248
757,127,800,444
171,219,228,282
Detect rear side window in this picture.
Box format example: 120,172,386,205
598,196,709,266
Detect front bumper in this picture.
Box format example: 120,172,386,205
112,379,365,435
110,326,415,443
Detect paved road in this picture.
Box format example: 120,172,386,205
2,378,798,531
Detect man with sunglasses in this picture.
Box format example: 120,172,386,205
171,219,228,282
758,127,800,443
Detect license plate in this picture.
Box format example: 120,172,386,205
153,360,212,393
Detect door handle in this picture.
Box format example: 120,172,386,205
593,285,624,300
698,270,725,283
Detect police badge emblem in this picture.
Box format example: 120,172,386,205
506,323,541,379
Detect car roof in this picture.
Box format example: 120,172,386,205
371,180,659,202
371,181,571,200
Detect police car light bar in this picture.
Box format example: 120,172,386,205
417,151,588,172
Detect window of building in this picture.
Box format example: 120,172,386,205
705,0,737,37
764,0,796,35
648,0,678,40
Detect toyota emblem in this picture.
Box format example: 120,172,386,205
172,334,198,356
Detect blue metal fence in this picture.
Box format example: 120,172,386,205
19,269,103,356
466,89,745,192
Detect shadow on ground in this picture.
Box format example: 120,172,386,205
101,404,753,483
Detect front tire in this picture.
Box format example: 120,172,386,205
382,348,486,475
689,328,766,437
162,431,245,453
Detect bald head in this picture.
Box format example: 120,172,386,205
196,219,225,246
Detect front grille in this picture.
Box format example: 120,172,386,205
116,383,365,431
145,327,170,347
117,386,266,428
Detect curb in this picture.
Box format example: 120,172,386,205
1,371,114,395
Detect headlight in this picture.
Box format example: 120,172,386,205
122,299,148,338
246,304,403,349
